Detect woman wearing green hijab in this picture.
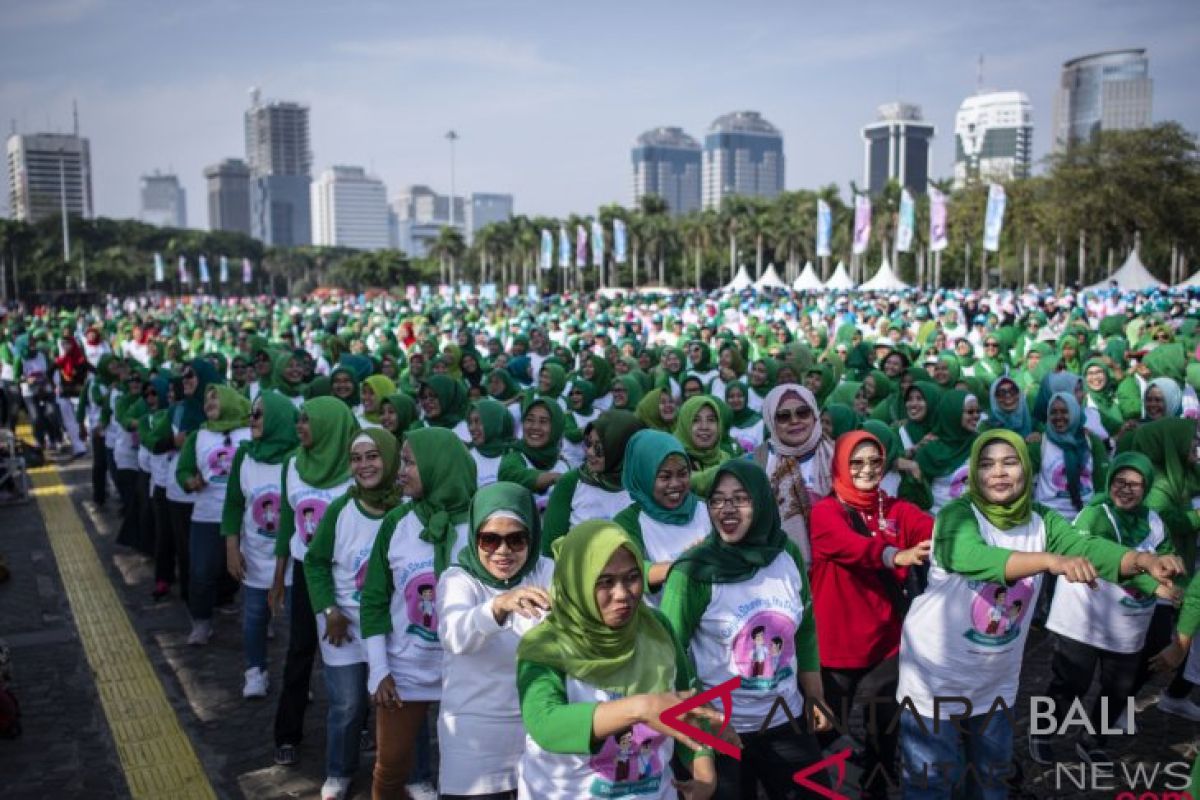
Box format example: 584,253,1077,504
330,365,361,410
654,346,687,401
358,374,396,428
176,383,252,645
544,410,646,551
515,520,718,798
499,398,570,508
531,362,569,409
220,390,299,698
896,381,942,457
1082,358,1123,438
270,396,360,766
436,481,556,796
609,373,645,413
746,357,777,412
562,378,599,467
1118,418,1200,571
912,389,981,514
862,369,893,416
468,398,516,487
804,363,837,408
304,427,403,799
580,353,615,412
725,380,764,454
379,392,419,446
674,395,736,495
360,427,476,797
113,365,149,552
419,374,471,443
662,459,828,797
821,403,862,441
269,351,308,406
635,387,679,433
897,430,1182,794
397,350,428,397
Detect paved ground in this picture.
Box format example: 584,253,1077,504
0,450,1197,799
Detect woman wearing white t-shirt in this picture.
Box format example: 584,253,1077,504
1029,392,1108,519
468,399,515,488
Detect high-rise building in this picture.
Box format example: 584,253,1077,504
139,171,187,228
390,184,465,257
244,88,312,246
466,193,514,242
6,131,93,223
953,92,1033,188
1054,49,1152,151
204,158,251,235
702,111,784,209
311,166,389,251
631,127,702,216
861,103,935,195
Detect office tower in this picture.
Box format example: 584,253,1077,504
702,111,784,209
466,193,514,243
204,158,251,235
390,184,465,257
139,171,187,228
953,92,1034,188
1054,49,1152,151
631,127,702,216
6,131,93,223
244,88,312,246
861,103,935,195
311,166,389,250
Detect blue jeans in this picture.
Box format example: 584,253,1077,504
323,662,369,779
899,711,1013,800
187,521,223,621
243,586,290,670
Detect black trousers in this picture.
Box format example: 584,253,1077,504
713,721,829,800
134,470,156,557
1044,633,1140,746
152,487,177,585
166,499,193,604
275,559,318,747
90,431,108,505
1133,604,1194,700
114,468,140,548
820,656,900,798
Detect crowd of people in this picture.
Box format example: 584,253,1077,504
3,281,1200,800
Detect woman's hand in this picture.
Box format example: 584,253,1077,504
225,537,246,583
1049,555,1099,588
894,540,932,568
373,674,402,708
894,457,920,479
493,586,552,624
673,762,717,800
184,475,206,492
1024,432,1042,445
636,690,736,752
1150,639,1188,673
268,579,286,615
1138,553,1186,585
1154,583,1183,606
323,608,352,646
809,698,833,732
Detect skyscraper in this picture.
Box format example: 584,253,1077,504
6,131,93,223
861,103,935,195
953,92,1033,188
466,193,514,243
204,158,251,236
311,166,389,251
1054,49,1152,151
631,127,702,216
702,111,784,209
390,185,465,257
245,88,312,246
139,171,187,228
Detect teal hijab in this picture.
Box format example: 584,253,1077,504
620,429,698,525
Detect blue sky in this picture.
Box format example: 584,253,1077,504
2,0,1198,225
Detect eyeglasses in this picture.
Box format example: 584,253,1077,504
985,342,1000,349
477,531,529,553
707,493,753,510
994,386,1019,398
1111,479,1144,493
848,457,885,472
250,409,264,420
774,407,813,424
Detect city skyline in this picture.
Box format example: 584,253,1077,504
1,0,1197,226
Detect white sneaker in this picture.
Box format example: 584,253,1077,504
1157,692,1200,722
320,776,352,800
405,782,437,800
242,667,268,698
186,620,212,646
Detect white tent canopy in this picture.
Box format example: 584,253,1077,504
1085,248,1165,292
1180,270,1200,288
792,261,824,291
824,261,855,290
723,265,754,293
860,257,911,291
755,263,787,290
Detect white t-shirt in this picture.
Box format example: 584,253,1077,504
283,456,355,564
568,482,631,528
637,502,710,607
730,419,765,454
929,462,971,515
234,454,290,590
188,427,251,522
314,498,386,667
472,450,503,488
1034,438,1094,518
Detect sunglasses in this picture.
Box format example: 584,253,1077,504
774,407,813,424
994,386,1019,398
477,531,529,553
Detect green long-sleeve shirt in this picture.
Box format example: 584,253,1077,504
1072,501,1174,597
272,459,297,559
542,470,581,554
220,447,250,537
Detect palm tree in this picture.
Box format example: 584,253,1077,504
680,210,717,290
427,226,466,287
718,196,751,284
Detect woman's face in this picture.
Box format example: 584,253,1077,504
774,396,815,447
1048,399,1071,433
719,349,733,370
296,412,312,448
1085,366,1107,392
652,454,690,510
820,411,834,438
1062,343,1077,362
848,441,884,492
332,372,354,400
1144,387,1166,420
538,368,553,393
380,402,399,433
905,388,927,423
863,375,876,400
594,546,643,629
523,405,553,448
255,351,273,377
658,392,677,422
350,438,385,490
708,473,753,544
381,356,398,379
182,367,199,397
460,354,477,375
584,428,605,474
804,371,823,395
726,386,746,412
203,387,221,421
250,399,265,438
612,383,628,408
581,359,596,380
467,409,485,445
420,387,442,419
431,360,448,376
776,365,798,385
749,361,768,387
853,389,870,416
477,515,529,582
663,351,682,373
955,340,972,358
933,362,950,384
690,405,719,449
569,387,586,411
883,354,904,378
361,384,378,413
488,373,506,397
1027,352,1041,372
682,381,703,400
1110,468,1146,512
976,441,1025,506
492,353,508,370
994,380,1020,413
961,397,981,432
398,441,423,499
282,357,304,384
614,359,631,376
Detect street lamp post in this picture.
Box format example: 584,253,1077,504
446,130,459,227
58,148,85,290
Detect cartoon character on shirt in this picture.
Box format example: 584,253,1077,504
949,464,970,499
613,729,634,783
769,637,784,676
588,723,664,792
638,740,654,780
750,627,768,677
1050,462,1092,499
967,579,1035,645
301,507,317,544
985,588,1009,635
418,584,435,629
404,571,440,642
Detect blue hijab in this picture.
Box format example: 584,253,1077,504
988,376,1034,437
1045,391,1091,511
621,429,699,525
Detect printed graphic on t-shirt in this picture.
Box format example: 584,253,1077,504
949,463,970,500
731,610,796,690
588,722,665,797
734,434,757,455
1049,463,1093,498
965,578,1035,646
294,498,329,545
1119,585,1157,609
251,491,281,537
351,546,372,603
404,572,438,642
207,445,236,483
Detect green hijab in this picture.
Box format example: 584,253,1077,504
516,521,676,697
569,379,597,416
517,397,565,470
670,459,786,584
866,370,894,410
914,389,977,480
361,375,397,424
270,352,307,398
245,390,299,464
406,427,478,577
459,481,542,590
202,384,251,433
579,410,646,492
488,368,523,402
621,429,698,525
824,404,861,440
967,429,1032,530
295,396,360,488
381,392,419,442
1087,451,1155,547
585,354,614,396
348,427,403,510
536,363,568,400
724,381,761,428
862,419,902,471
635,388,674,433
473,398,516,458
748,358,778,399
675,396,727,471
1120,418,1197,508
612,373,645,412
330,365,361,407
423,374,468,428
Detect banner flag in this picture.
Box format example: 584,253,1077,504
897,189,915,253
178,255,190,284
539,229,553,270
219,255,229,283
242,257,253,284
983,183,1007,253
591,220,605,266
929,185,949,252
816,200,832,257
558,226,571,268
198,255,210,284
153,252,164,283
575,225,588,267
852,194,871,255
613,218,628,264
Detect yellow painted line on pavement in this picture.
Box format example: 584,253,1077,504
27,461,217,800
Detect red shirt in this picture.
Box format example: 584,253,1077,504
808,494,933,669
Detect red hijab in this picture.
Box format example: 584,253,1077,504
831,430,885,511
